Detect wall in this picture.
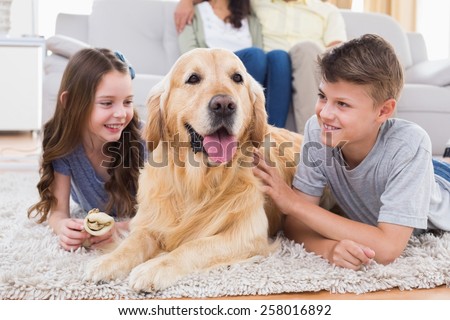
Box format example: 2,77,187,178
9,0,35,36
416,0,450,59
9,0,92,38
352,0,450,60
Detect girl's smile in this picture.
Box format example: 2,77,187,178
84,70,134,150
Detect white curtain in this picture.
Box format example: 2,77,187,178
327,0,353,9
363,0,417,31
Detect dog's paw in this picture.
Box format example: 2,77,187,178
129,257,182,292
84,254,131,283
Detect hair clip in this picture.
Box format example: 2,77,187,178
114,51,136,80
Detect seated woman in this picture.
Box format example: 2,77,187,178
178,0,292,128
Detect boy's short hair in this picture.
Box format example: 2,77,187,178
318,34,404,106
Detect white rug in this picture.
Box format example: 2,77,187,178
1,171,450,299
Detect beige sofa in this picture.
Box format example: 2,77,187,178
43,0,450,155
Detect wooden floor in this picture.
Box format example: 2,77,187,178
222,286,450,300
1,131,449,300
0,131,41,171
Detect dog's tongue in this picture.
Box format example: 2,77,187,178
203,129,237,163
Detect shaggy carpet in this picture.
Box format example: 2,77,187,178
1,171,450,299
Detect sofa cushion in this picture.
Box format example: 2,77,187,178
88,0,181,76
405,60,450,87
397,84,450,155
399,84,450,113
46,35,90,58
44,54,70,75
340,10,412,69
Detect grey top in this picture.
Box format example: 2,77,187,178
293,116,450,234
178,4,264,53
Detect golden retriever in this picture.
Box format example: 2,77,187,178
85,48,303,291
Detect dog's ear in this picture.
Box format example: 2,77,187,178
143,81,165,152
249,77,269,146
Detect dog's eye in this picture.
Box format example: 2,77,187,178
186,73,201,84
232,73,243,83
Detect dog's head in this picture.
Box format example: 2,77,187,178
144,48,268,165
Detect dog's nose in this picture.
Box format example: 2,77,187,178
208,95,236,117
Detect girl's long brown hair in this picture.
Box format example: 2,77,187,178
28,48,144,223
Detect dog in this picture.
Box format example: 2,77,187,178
85,48,303,291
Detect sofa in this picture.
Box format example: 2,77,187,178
43,0,450,155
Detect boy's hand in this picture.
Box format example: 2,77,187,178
174,0,195,33
329,239,375,270
252,150,296,214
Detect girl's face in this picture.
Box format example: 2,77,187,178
85,70,134,148
315,80,392,162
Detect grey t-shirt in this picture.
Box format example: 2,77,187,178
293,116,450,233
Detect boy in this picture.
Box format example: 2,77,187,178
253,34,450,270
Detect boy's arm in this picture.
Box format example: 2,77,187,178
253,151,414,266
284,213,375,270
288,198,413,265
174,0,203,33
282,189,375,270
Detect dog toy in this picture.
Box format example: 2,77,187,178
83,208,115,236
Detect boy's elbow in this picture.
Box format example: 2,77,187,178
375,256,396,266
374,248,402,265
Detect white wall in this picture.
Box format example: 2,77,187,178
351,0,364,12
9,0,92,38
352,0,450,60
36,0,93,38
416,0,450,60
9,0,35,36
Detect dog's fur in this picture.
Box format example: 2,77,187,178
85,48,303,291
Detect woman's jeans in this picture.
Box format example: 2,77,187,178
234,47,292,128
433,158,450,183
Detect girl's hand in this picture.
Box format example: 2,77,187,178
329,239,375,270
88,229,114,248
89,220,130,249
54,218,91,251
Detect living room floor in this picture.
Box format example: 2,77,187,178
1,131,449,300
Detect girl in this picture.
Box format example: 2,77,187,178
28,48,145,251
178,0,292,128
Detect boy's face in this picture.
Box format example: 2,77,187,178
315,80,391,157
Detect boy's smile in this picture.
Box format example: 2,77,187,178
315,80,394,168
322,123,340,131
